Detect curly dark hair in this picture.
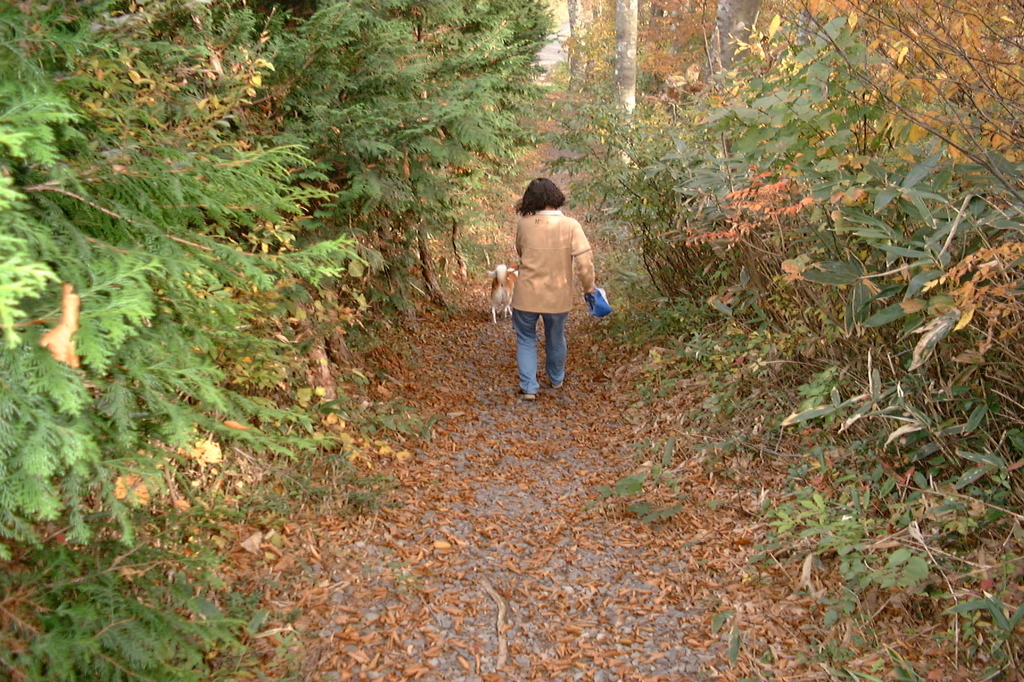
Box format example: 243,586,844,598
516,177,566,216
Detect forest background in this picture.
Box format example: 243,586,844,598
1,0,1022,680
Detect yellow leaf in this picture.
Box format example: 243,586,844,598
908,124,928,143
395,450,412,462
250,74,262,87
114,474,150,507
848,12,858,30
432,540,452,550
188,438,223,465
767,14,782,41
954,307,974,331
347,448,372,469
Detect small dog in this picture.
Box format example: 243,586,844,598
487,264,517,323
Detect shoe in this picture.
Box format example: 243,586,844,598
550,381,563,389
520,391,537,400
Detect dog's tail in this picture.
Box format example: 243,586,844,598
491,264,508,284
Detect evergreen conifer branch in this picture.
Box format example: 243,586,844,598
1,0,552,675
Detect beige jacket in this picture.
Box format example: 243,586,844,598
512,210,595,314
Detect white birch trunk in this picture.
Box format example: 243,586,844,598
615,0,638,117
567,0,588,89
709,0,761,74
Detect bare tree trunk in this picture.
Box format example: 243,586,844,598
450,217,467,279
709,0,761,75
417,223,446,307
567,0,588,90
615,0,638,118
307,341,338,401
327,325,354,366
796,7,815,44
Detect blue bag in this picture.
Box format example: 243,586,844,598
584,287,613,318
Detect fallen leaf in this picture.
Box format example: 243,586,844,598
188,438,223,466
39,282,81,368
241,531,263,555
113,474,150,506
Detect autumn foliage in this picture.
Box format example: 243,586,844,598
551,0,1024,677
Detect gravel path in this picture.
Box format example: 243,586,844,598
286,299,725,681
537,22,570,78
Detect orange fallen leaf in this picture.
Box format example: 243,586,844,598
39,283,81,368
113,474,150,506
223,420,250,430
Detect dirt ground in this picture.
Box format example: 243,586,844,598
227,252,994,681
231,275,821,681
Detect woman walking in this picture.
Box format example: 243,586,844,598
510,178,596,400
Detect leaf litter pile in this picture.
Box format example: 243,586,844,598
224,277,972,681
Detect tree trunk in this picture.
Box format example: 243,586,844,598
417,223,446,307
306,341,338,401
615,0,638,118
796,7,815,45
709,0,761,75
450,217,467,279
567,0,588,90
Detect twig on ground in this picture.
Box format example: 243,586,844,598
480,578,508,672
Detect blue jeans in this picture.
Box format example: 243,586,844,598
512,309,568,394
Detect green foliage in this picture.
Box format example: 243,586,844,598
0,542,241,681
767,477,930,592
561,10,1024,676
0,1,360,558
0,75,76,347
594,439,685,523
257,0,550,306
1,0,551,677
